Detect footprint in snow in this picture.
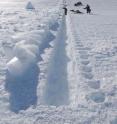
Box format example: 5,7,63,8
76,44,84,48
78,47,91,51
81,60,90,65
80,54,89,59
81,65,92,73
89,91,105,103
76,42,82,44
87,80,100,89
82,72,93,79
78,50,88,55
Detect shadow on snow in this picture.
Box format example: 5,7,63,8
5,64,39,113
44,17,70,106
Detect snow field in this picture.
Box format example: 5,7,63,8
0,0,117,123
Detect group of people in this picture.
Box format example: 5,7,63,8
63,1,92,15
84,4,91,14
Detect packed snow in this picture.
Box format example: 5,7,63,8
0,0,117,123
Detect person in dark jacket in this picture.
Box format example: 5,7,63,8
84,4,91,14
63,7,68,15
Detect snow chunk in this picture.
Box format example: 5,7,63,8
7,57,26,76
13,30,55,49
14,42,38,63
87,80,100,89
7,27,55,76
7,41,39,76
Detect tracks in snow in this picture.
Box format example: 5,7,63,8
67,14,106,106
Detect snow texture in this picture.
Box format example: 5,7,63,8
0,0,117,123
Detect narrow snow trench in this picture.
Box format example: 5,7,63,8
44,16,70,106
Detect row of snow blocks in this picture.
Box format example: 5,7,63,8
7,29,55,76
6,13,61,112
6,12,62,76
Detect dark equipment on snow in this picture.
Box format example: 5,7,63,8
70,9,83,14
84,4,91,14
74,1,83,6
63,7,68,15
75,10,83,14
70,9,76,12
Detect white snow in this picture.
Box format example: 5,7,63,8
7,57,26,76
0,0,117,123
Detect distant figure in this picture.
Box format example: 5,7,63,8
84,4,91,14
63,7,68,15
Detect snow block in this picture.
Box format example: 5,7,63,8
14,42,37,63
13,29,55,48
7,57,26,76
7,42,39,76
6,61,39,112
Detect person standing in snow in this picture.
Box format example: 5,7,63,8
84,4,91,14
63,7,68,15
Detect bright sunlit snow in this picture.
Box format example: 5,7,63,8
0,0,117,123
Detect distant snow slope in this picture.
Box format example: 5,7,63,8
0,0,117,123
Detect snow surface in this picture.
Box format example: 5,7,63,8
0,0,117,123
